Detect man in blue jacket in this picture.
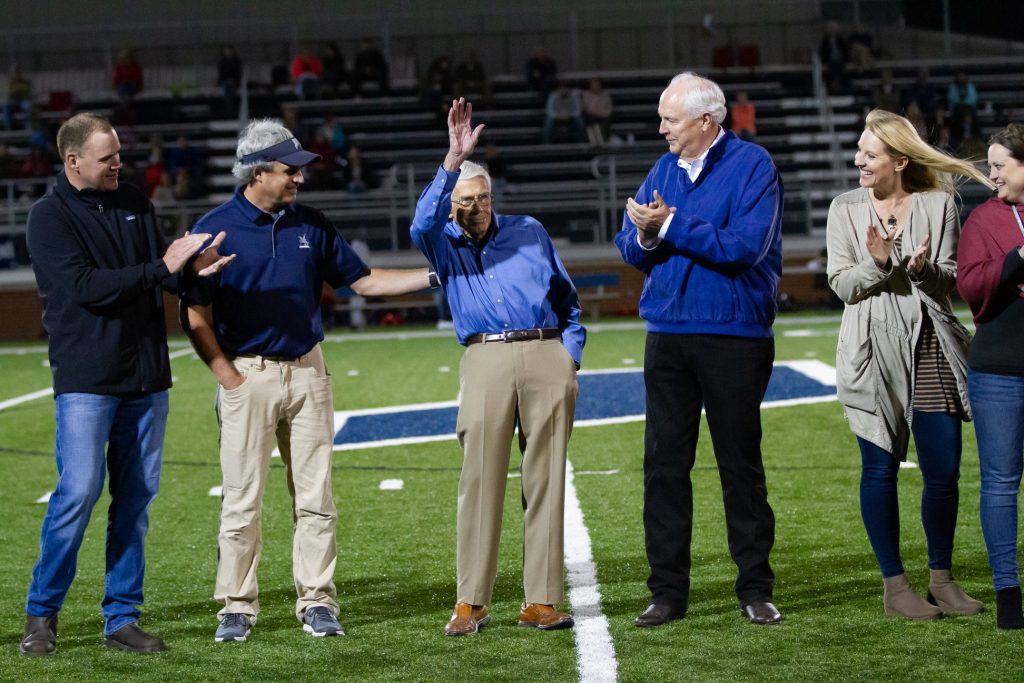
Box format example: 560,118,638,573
20,112,232,656
412,99,584,636
615,72,784,628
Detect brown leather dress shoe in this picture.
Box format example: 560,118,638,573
635,603,686,627
103,622,167,653
741,601,782,625
517,603,574,630
444,602,490,636
20,615,57,657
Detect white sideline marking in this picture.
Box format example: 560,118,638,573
208,486,222,497
564,458,618,683
899,461,919,470
168,348,196,360
379,479,404,490
0,347,203,413
576,469,619,476
36,491,51,504
0,388,53,412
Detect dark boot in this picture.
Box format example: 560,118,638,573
996,586,1024,630
19,615,57,657
103,622,167,653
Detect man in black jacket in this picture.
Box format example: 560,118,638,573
19,113,231,657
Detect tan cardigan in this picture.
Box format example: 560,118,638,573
826,188,972,459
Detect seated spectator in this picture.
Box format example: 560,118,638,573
143,139,167,198
167,135,205,195
454,52,491,104
291,46,323,100
320,115,347,156
955,112,986,159
0,143,13,179
847,23,877,70
421,55,454,120
903,101,929,139
18,147,53,179
526,45,558,99
543,82,584,144
729,90,757,142
582,78,613,146
217,46,243,112
482,141,511,195
818,21,849,93
5,69,33,130
304,131,337,190
151,170,175,204
112,48,144,99
947,70,978,126
903,67,939,122
340,145,375,193
320,42,347,98
871,68,901,113
352,40,390,96
172,168,190,200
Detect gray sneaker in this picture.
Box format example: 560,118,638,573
214,613,252,642
302,606,343,637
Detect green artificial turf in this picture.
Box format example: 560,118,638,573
0,313,1020,682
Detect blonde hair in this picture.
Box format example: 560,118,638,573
864,109,994,193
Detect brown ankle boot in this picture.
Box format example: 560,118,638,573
928,569,984,616
883,574,942,620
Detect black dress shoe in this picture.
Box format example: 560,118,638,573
103,623,167,653
741,601,782,625
635,603,686,627
20,615,57,657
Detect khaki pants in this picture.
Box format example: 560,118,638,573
214,344,338,622
455,338,578,605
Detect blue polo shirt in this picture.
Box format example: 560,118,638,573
182,186,369,358
410,166,585,365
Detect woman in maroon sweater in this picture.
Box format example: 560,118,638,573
957,122,1024,629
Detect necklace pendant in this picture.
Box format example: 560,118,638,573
887,214,897,230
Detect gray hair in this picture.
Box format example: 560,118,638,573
667,72,727,125
231,118,296,183
458,160,491,186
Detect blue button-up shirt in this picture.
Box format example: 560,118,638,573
411,167,585,365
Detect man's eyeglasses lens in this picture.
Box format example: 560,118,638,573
454,193,493,207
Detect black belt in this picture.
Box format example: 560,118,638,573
466,328,561,345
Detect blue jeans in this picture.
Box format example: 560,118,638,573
968,369,1024,590
25,391,167,635
858,410,963,577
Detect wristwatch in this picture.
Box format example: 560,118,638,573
428,271,441,289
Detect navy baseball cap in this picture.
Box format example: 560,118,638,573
239,137,320,167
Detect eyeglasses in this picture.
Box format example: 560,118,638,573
452,192,493,208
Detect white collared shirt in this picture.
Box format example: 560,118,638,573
637,126,725,249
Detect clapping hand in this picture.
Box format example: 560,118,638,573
192,231,236,276
626,190,676,247
865,220,903,269
904,233,930,277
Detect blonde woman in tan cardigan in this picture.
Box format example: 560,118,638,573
826,109,993,620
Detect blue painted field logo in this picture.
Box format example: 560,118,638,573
331,361,837,451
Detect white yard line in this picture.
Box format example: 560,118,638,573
564,458,618,683
0,387,53,412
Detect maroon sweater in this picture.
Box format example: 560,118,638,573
958,197,1024,374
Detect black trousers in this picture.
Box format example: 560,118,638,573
642,332,776,607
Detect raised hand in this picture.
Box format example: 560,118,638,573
443,97,485,171
905,233,930,277
865,221,903,270
192,231,236,277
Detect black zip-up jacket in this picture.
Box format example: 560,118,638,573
26,170,177,396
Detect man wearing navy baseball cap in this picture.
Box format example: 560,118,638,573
181,118,434,643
